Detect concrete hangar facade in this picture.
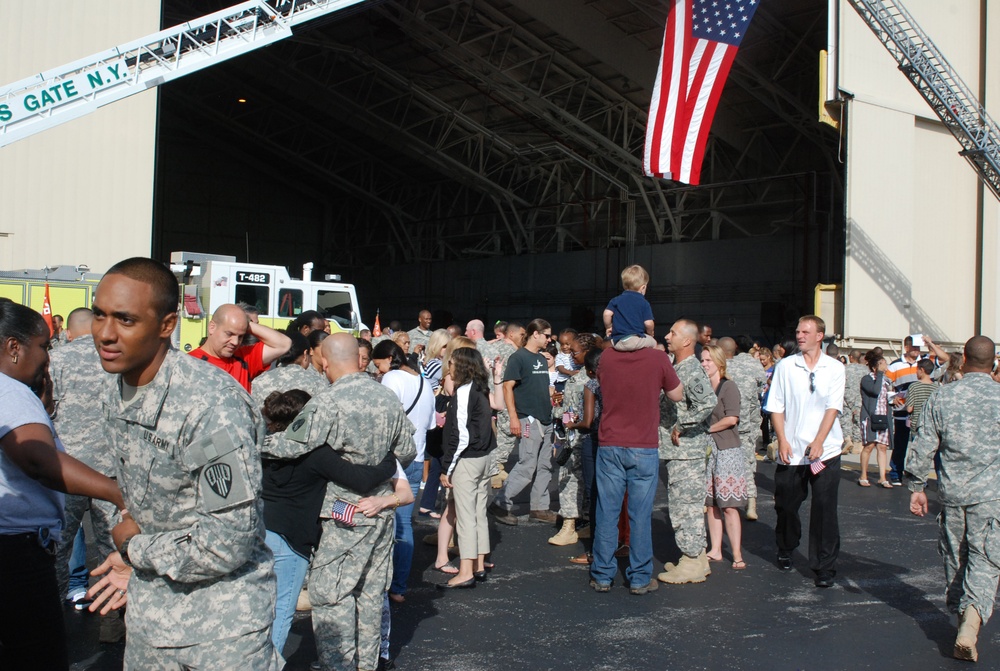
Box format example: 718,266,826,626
1,0,998,348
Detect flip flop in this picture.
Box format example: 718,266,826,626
858,479,871,487
732,560,747,571
878,480,893,489
418,509,442,519
433,562,459,575
706,554,724,562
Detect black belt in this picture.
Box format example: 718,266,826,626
0,529,58,554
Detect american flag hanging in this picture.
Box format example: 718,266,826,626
644,0,762,185
331,499,358,526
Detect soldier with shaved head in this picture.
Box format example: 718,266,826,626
907,335,1000,663
465,318,493,361
262,333,416,671
87,257,280,670
190,303,291,392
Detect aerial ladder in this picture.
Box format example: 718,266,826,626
0,0,365,148
846,0,1000,202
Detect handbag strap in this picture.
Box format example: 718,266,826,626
404,375,424,415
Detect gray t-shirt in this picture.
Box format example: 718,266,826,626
0,372,66,542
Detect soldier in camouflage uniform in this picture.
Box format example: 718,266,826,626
467,319,495,365
489,322,524,484
86,259,281,670
843,351,868,452
264,333,416,671
659,320,717,584
719,337,767,520
906,336,1000,663
251,331,330,408
50,308,123,639
549,334,595,546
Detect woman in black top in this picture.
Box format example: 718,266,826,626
260,389,397,656
438,348,498,589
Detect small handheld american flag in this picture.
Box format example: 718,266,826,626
810,459,826,475
331,499,358,526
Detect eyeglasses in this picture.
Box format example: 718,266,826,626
809,372,816,393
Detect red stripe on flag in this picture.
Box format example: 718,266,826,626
682,46,738,185
643,0,689,179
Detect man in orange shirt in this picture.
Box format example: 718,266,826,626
189,304,291,393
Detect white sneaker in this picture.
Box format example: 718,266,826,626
67,589,91,611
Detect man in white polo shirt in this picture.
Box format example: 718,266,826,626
764,315,845,588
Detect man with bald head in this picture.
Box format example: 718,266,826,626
465,318,493,360
907,335,1000,662
263,332,416,671
718,336,767,520
407,310,433,356
190,303,291,392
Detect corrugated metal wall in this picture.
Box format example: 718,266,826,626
0,1,161,273
840,0,1000,344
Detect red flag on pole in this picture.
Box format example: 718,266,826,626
372,310,382,337
41,282,55,337
644,0,762,185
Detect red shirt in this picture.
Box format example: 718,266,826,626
598,348,681,448
189,341,266,393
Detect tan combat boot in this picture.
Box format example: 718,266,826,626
955,607,982,662
658,552,710,584
548,519,578,546
491,464,508,489
745,497,758,521
296,587,312,612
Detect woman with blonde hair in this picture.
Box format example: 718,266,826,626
422,329,452,392
701,344,747,570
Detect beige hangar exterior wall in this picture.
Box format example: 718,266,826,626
839,0,1000,347
0,1,161,274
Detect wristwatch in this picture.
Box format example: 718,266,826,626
119,536,135,568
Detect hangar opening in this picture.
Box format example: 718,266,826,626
152,0,844,338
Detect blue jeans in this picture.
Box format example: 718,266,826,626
265,530,310,656
590,446,659,588
420,456,442,511
67,526,89,597
390,459,423,595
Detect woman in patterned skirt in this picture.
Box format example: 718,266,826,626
701,344,748,571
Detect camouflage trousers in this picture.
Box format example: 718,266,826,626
557,435,586,519
491,409,517,475
739,427,762,499
939,500,1000,623
55,494,118,598
665,457,708,558
123,625,280,670
845,405,862,443
311,516,394,671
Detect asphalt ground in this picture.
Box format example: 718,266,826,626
66,456,994,671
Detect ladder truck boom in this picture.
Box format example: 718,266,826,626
846,0,1000,202
0,0,365,148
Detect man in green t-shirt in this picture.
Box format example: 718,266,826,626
489,318,558,526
